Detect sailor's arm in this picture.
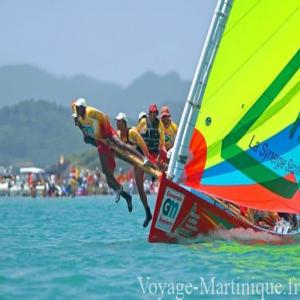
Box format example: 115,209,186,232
71,103,80,127
136,118,146,134
173,121,178,135
158,121,167,151
75,108,99,147
158,120,167,160
83,136,97,147
169,121,178,148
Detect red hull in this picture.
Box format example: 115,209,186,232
149,174,255,243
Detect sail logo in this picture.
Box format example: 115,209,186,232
155,187,184,233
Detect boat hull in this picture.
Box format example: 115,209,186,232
149,175,259,243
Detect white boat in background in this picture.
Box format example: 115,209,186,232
0,180,9,196
20,167,46,175
12,167,47,197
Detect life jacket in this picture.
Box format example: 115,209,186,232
141,117,160,154
122,128,143,154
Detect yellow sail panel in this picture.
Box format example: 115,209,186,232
195,0,300,169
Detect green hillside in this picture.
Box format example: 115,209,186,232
0,100,88,166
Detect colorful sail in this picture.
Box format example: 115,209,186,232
175,0,300,213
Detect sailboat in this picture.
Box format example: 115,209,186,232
148,0,300,243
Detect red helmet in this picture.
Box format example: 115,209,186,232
149,104,158,113
160,106,171,118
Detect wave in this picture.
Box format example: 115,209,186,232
178,228,297,245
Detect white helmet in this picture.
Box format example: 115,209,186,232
73,98,87,108
115,112,128,123
138,111,147,121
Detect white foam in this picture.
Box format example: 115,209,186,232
177,227,297,245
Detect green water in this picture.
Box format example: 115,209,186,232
0,196,299,300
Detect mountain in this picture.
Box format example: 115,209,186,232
0,65,188,166
0,65,190,120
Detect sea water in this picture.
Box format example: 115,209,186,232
1,196,300,300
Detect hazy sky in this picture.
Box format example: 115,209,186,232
0,0,217,86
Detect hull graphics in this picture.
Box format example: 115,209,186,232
148,175,298,243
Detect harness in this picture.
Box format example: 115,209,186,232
141,117,160,154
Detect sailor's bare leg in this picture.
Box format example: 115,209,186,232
134,167,147,208
134,166,152,227
99,154,121,191
99,153,132,212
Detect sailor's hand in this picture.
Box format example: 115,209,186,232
74,117,79,127
159,148,168,162
84,136,97,147
167,148,173,160
143,158,151,167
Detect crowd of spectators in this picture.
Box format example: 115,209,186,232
0,165,158,198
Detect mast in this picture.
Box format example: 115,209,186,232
167,0,233,181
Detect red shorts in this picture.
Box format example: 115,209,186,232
149,149,168,163
148,152,158,164
103,123,116,139
97,141,116,171
97,124,117,171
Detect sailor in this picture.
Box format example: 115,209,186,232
254,210,280,229
137,104,167,165
278,213,298,229
72,98,145,212
27,172,36,198
115,112,153,227
159,106,178,152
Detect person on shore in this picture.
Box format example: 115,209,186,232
137,104,167,166
115,112,153,227
72,98,146,212
159,106,178,152
27,172,36,198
